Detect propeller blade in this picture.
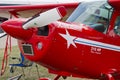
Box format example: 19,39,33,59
22,6,67,29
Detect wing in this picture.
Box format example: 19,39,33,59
0,3,79,21
0,3,79,37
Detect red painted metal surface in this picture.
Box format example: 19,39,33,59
0,3,79,10
1,0,120,80
2,19,120,79
108,0,120,10
1,19,33,40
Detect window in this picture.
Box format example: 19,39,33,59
67,1,113,33
114,16,120,35
37,26,49,36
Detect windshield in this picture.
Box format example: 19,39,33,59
67,1,113,32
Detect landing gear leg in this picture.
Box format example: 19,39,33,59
39,75,61,80
106,74,115,80
100,69,117,80
100,73,115,80
39,75,67,80
54,75,67,80
54,75,61,80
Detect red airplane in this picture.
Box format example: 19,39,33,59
1,0,120,80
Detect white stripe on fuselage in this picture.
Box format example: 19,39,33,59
74,38,120,52
59,30,120,52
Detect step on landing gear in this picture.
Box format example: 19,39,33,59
39,75,67,80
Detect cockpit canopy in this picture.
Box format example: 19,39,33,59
67,1,113,33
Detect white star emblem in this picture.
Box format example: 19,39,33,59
59,30,77,48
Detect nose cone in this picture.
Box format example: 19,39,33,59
1,19,33,40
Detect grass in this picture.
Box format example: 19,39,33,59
0,46,96,80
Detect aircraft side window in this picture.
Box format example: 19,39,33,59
0,17,8,23
37,26,49,36
70,2,113,33
114,16,120,35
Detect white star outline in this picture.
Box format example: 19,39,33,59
59,29,77,48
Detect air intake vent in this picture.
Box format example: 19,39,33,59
22,44,34,55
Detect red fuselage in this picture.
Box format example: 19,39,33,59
1,19,120,79
1,0,120,80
